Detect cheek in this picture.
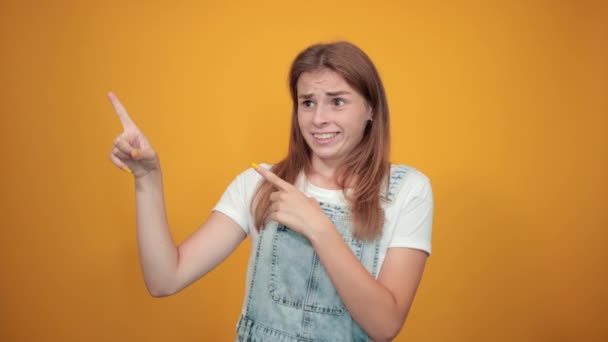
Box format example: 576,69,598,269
296,115,309,139
350,120,368,140
297,112,310,129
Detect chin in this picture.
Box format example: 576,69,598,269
310,150,344,162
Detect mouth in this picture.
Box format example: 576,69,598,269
311,132,340,144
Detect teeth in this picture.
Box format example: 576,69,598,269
313,133,338,140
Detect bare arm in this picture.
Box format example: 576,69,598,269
108,92,246,297
133,169,245,297
310,229,427,341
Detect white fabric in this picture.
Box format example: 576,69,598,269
212,163,433,313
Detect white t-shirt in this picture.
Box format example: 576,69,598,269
213,164,434,313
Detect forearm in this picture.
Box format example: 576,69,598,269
309,225,403,341
134,168,179,296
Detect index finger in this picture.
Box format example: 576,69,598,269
252,163,293,191
107,91,136,130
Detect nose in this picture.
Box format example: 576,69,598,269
312,105,329,127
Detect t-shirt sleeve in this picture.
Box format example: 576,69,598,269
212,168,259,235
389,171,434,255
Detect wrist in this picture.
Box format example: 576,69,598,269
134,167,162,192
307,215,334,245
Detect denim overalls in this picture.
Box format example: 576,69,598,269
236,166,410,342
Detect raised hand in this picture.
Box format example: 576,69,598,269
252,164,332,239
108,92,159,178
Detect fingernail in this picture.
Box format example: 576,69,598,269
123,167,132,175
132,149,140,158
251,162,259,169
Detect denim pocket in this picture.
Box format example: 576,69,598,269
269,223,363,315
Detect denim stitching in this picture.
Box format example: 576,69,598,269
245,226,267,315
237,315,314,342
269,220,363,315
241,165,411,341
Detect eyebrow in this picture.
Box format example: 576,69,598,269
298,90,352,99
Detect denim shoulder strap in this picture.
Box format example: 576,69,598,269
384,164,413,204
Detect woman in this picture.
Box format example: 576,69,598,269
108,41,433,342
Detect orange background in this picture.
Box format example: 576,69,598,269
1,0,607,341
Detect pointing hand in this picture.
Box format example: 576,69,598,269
108,92,159,178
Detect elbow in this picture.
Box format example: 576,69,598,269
370,330,399,342
370,328,401,342
369,316,406,342
148,288,173,298
143,267,182,297
145,282,177,298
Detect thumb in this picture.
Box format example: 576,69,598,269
131,147,157,161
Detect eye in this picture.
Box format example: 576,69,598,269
301,100,315,108
333,98,345,106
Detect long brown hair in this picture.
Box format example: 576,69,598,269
251,41,391,240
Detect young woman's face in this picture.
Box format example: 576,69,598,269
296,69,371,168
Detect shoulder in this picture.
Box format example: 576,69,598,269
383,165,434,254
231,163,272,189
389,164,433,202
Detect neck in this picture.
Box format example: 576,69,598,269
307,157,340,189
307,156,358,189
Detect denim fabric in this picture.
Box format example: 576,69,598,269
236,166,410,342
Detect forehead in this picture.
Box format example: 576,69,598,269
296,69,354,93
